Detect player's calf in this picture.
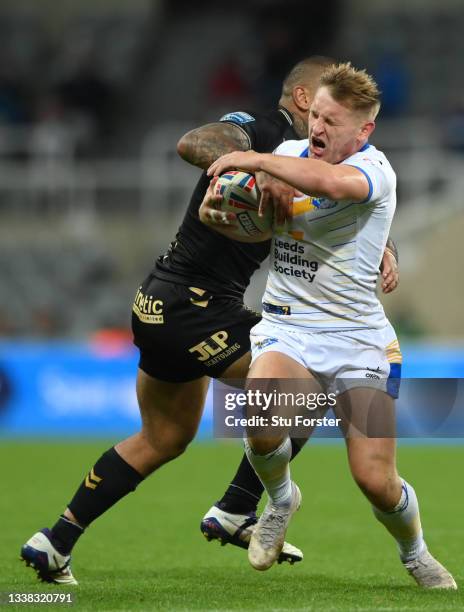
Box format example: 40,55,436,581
372,479,457,589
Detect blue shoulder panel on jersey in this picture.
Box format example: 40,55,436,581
346,165,373,204
220,112,255,124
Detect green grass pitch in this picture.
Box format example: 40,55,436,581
0,441,462,611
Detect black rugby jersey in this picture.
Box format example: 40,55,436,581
154,107,298,298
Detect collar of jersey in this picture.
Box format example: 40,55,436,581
278,107,294,125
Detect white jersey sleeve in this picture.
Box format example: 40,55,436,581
273,139,308,156
343,152,393,204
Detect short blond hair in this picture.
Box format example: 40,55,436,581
319,62,381,120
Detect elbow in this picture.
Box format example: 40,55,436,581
176,134,189,161
325,186,345,201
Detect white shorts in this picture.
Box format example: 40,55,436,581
250,320,402,398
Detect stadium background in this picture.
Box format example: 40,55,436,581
0,0,463,609
1,0,463,437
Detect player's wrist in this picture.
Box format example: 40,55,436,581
256,153,270,173
384,247,398,263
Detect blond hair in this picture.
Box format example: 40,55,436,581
319,62,381,120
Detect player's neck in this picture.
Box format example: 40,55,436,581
280,104,307,140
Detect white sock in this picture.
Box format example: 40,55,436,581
244,437,292,507
372,479,426,562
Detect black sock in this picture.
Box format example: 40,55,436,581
49,516,84,555
216,454,262,514
217,438,305,514
51,447,144,554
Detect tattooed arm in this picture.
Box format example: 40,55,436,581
177,123,251,170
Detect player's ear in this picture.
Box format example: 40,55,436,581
292,86,311,112
360,121,375,140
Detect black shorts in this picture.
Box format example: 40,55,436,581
131,274,261,383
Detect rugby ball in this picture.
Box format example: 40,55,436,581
213,171,273,239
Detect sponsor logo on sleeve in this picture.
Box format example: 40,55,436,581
220,111,255,124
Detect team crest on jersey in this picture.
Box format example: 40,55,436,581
254,337,278,350
291,196,338,217
315,197,338,209
220,111,255,124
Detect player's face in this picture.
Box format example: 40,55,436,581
308,87,371,164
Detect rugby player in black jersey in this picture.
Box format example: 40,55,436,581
20,57,399,585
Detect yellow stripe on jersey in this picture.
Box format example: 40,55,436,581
288,230,304,240
291,197,320,217
386,339,403,363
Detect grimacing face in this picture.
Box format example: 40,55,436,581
308,86,372,164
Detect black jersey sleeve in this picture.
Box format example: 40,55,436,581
219,110,289,154
153,108,297,298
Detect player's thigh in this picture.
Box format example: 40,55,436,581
136,368,210,444
335,386,396,439
247,351,319,453
218,351,251,385
337,388,398,483
217,310,264,386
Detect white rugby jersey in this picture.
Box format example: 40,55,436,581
262,138,396,331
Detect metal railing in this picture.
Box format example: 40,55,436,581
0,118,461,218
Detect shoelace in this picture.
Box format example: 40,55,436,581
258,510,288,547
406,556,445,584
51,554,72,573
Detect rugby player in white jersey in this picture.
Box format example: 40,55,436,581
203,63,457,588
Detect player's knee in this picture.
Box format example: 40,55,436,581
248,436,282,456
160,435,191,461
143,426,193,463
154,437,191,462
352,467,399,509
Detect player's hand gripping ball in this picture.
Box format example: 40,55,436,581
213,171,273,239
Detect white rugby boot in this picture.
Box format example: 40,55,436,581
403,549,457,589
248,482,301,571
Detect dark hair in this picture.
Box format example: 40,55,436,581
281,56,336,98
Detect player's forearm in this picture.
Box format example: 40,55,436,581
177,123,250,169
204,224,271,243
257,154,342,199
